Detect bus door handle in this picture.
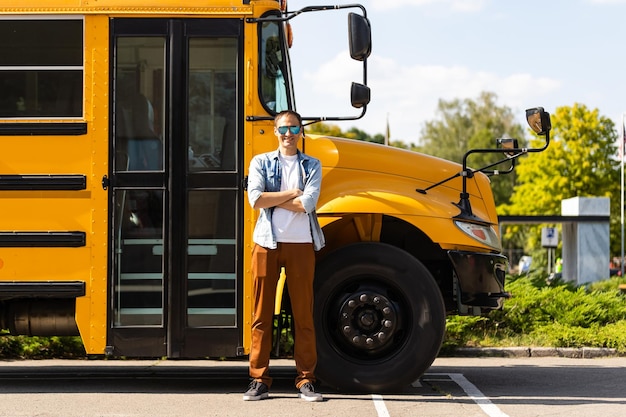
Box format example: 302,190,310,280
102,175,110,190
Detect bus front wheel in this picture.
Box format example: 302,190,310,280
314,242,445,393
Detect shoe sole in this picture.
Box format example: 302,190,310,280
243,392,269,401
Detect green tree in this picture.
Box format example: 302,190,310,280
390,140,412,150
419,91,526,206
500,104,620,259
305,122,344,137
307,122,385,144
304,116,419,148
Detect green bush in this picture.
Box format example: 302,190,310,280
0,335,85,359
441,315,490,352
444,274,626,352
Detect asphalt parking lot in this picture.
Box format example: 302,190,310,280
0,355,624,417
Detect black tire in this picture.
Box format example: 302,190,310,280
314,242,445,393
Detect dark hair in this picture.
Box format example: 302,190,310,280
274,110,302,127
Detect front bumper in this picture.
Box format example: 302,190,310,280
448,250,510,309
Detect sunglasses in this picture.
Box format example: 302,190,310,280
277,125,302,135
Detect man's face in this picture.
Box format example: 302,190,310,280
274,113,302,155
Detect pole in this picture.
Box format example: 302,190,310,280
619,113,626,277
547,248,552,275
385,113,390,146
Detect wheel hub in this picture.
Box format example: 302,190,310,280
339,291,398,351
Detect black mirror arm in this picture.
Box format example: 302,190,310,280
416,146,523,194
455,130,550,219
481,158,516,176
418,107,552,219
247,4,367,23
455,148,521,219
420,107,551,220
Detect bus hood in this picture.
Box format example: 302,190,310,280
304,135,499,226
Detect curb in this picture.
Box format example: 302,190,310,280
452,346,620,359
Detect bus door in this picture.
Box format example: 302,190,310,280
108,19,242,358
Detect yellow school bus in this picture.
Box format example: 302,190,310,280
0,0,550,392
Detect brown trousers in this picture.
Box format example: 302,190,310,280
249,243,317,389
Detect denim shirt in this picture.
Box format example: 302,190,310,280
247,149,325,251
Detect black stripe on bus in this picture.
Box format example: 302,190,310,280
0,281,85,299
0,175,86,190
0,123,87,136
0,232,86,247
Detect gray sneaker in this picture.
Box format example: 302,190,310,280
298,382,323,402
243,380,269,401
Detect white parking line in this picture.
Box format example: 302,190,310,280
448,373,511,417
372,373,510,417
371,394,391,417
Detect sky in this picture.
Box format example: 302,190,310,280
287,0,626,145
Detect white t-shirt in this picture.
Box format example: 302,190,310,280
272,154,312,243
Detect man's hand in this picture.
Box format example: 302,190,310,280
254,188,303,210
277,189,305,212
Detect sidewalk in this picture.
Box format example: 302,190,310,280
0,347,620,375
451,346,621,358
0,357,287,378
0,348,621,382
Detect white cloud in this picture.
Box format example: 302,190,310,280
301,51,363,99
367,0,488,12
449,0,488,12
296,53,561,143
587,0,626,3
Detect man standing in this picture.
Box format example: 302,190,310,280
244,110,325,402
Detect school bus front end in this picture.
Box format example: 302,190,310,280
305,107,550,392
303,136,503,392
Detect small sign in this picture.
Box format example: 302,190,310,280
541,227,558,248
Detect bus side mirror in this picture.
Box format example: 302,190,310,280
348,13,371,61
496,138,519,157
526,107,551,136
348,12,371,110
351,82,370,108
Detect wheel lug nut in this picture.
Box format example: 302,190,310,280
378,332,386,341
343,326,351,334
360,294,368,302
373,296,380,304
360,314,374,327
383,320,392,328
352,336,361,344
383,307,391,315
348,299,356,308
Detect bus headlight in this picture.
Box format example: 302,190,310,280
454,220,502,251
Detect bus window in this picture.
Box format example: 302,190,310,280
187,38,237,171
0,19,83,118
259,21,291,113
187,190,237,326
113,189,165,327
114,37,165,172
